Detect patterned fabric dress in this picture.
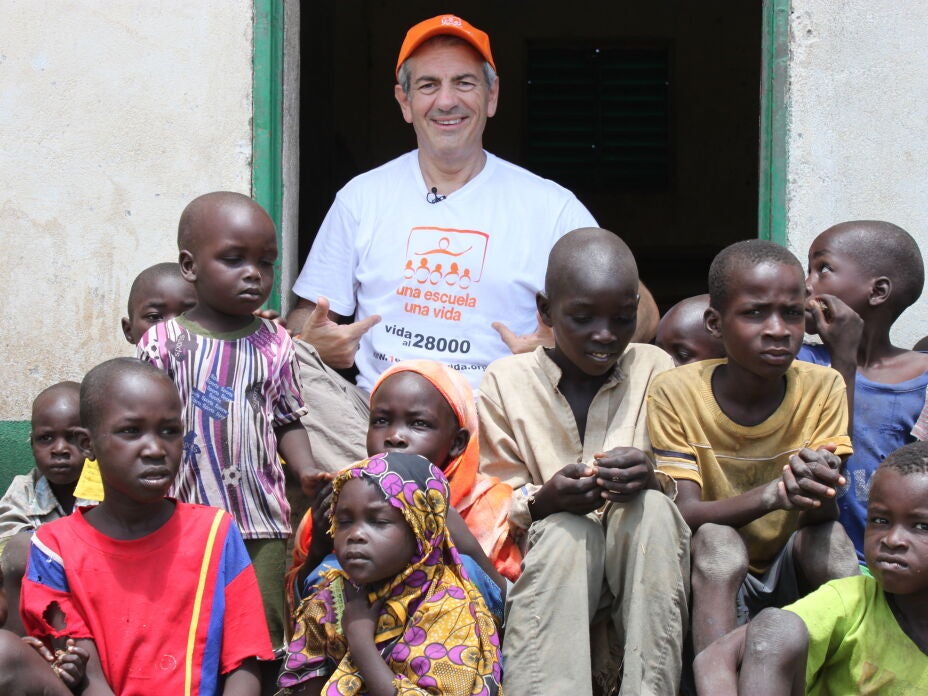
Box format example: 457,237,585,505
277,453,503,695
137,315,307,540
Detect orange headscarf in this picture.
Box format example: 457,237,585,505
371,361,521,581
372,361,480,508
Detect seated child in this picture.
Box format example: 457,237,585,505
286,360,516,619
479,228,691,695
15,358,273,694
0,382,93,636
137,192,323,654
801,221,928,563
648,239,859,654
694,440,928,695
655,293,726,366
367,361,520,580
75,260,197,503
277,452,502,695
0,382,87,549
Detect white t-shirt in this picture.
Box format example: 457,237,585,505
293,150,597,391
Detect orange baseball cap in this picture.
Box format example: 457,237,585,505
395,14,496,77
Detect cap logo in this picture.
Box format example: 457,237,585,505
396,15,495,76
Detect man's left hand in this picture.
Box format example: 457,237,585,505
492,313,554,354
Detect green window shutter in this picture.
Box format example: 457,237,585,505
525,44,671,192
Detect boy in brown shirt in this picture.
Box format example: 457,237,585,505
478,228,690,696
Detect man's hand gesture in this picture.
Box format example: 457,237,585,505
492,313,555,355
297,296,381,369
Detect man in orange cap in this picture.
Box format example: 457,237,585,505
285,15,656,472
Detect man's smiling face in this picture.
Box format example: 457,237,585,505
395,39,498,166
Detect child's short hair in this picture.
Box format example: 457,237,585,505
80,358,173,432
828,221,924,316
879,440,928,477
708,239,803,310
32,381,80,418
126,262,185,315
544,227,637,299
177,191,261,252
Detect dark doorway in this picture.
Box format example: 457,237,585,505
298,1,762,312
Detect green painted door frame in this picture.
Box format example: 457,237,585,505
759,0,789,244
253,0,284,312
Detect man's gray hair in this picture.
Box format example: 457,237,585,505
397,35,497,96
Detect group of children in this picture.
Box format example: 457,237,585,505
0,191,925,696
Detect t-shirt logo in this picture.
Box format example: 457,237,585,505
403,226,488,288
396,226,489,322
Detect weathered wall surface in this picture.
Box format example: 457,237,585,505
786,1,928,347
0,1,254,487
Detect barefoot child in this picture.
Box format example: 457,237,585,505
277,452,502,695
137,192,323,655
0,382,93,636
648,240,859,654
695,440,928,695
801,221,928,563
16,358,273,694
479,227,691,695
287,360,515,620
655,294,726,366
75,260,198,503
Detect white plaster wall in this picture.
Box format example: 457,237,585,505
0,1,254,419
786,1,928,348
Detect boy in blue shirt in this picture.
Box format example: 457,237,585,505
802,220,928,563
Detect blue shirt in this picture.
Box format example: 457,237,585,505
798,344,928,561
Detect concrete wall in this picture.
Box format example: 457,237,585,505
785,1,928,347
0,1,254,488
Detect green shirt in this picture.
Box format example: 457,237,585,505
785,575,928,695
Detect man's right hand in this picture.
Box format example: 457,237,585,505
529,461,602,520
293,296,381,369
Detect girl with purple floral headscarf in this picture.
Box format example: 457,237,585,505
277,452,502,696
